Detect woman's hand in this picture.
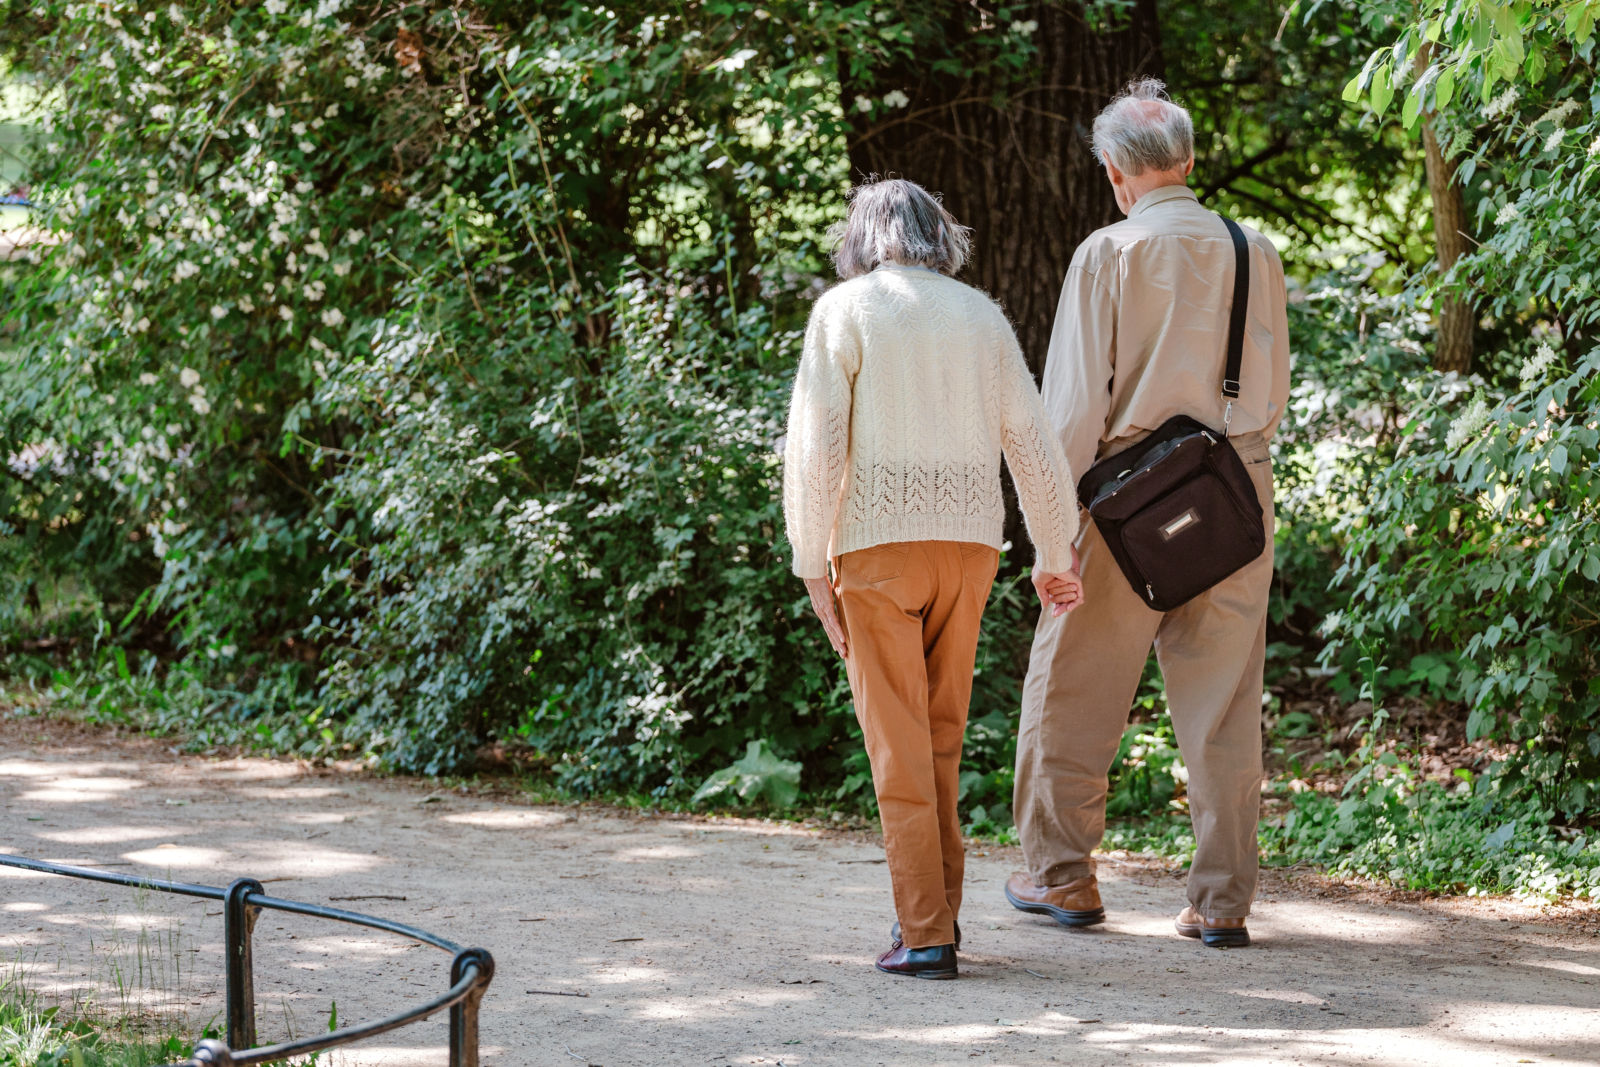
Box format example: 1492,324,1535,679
804,576,848,658
1033,547,1085,618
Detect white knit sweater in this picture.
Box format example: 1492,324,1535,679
782,264,1079,580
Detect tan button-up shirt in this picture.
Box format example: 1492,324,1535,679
1042,184,1292,485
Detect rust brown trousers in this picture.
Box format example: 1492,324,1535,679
835,540,999,950
1015,433,1275,921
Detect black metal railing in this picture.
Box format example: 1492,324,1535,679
0,854,494,1067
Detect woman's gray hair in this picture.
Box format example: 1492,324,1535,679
1092,77,1194,176
828,178,972,279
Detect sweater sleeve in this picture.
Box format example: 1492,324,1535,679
996,317,1079,574
782,291,860,580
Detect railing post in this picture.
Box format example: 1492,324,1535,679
448,948,495,1067
190,1038,234,1065
223,878,264,1051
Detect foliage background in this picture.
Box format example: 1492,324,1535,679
2,0,1597,897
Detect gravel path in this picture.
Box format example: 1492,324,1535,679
2,715,1597,1067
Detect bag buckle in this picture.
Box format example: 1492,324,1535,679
1222,399,1234,433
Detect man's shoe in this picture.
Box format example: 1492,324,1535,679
1174,905,1250,948
875,940,958,980
1005,871,1105,927
889,920,960,950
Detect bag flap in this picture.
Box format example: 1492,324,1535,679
1086,432,1214,520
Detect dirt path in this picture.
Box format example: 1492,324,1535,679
2,715,1597,1067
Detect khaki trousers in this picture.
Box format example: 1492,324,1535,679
836,540,999,950
1015,435,1275,920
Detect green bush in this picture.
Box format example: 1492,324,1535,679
1335,2,1600,817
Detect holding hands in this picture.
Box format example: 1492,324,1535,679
1032,545,1085,618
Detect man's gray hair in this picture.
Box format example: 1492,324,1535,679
1092,77,1194,176
829,177,972,279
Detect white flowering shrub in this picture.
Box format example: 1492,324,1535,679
1333,3,1600,816
6,2,1056,791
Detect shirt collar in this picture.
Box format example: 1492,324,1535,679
1128,184,1200,219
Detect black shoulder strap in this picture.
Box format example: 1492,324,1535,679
1220,216,1249,400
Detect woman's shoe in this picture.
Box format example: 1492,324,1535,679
875,940,958,979
889,920,960,950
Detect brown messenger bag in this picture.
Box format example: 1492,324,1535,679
1074,215,1266,613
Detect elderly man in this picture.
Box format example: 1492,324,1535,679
1005,79,1291,947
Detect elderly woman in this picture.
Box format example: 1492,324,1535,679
782,178,1083,980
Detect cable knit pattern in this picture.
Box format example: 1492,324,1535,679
782,265,1079,580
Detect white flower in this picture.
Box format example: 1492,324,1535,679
1544,128,1564,153
173,259,200,281
1535,99,1580,128
1519,342,1559,386
298,141,316,153
210,305,227,320
344,75,361,89
1495,201,1520,225
1444,396,1492,450
264,0,286,14
320,307,345,327
716,48,757,73
291,121,307,136
135,316,151,333
266,104,285,120
324,103,340,118
305,240,329,259
304,280,326,302
1483,86,1519,122
138,372,159,385
278,305,294,321
882,89,910,109
188,393,211,415
853,95,872,114
99,53,116,70
179,367,200,387
1010,19,1039,36
1589,135,1600,158
344,228,365,246
332,259,351,277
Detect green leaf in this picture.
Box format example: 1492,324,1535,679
1549,444,1568,476
1402,87,1423,130
1342,72,1365,104
1371,64,1395,116
690,740,802,810
1436,68,1456,109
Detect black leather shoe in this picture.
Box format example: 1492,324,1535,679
875,941,958,979
890,920,961,950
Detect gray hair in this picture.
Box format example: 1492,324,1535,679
828,178,972,279
1092,78,1194,176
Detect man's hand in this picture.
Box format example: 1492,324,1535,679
1033,548,1085,618
804,576,848,658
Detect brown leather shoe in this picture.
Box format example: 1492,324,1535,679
875,940,958,979
1174,905,1250,948
1004,871,1105,927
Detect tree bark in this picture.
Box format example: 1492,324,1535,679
1417,49,1474,374
842,1,1163,373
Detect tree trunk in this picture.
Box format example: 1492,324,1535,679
1417,49,1474,374
842,1,1163,373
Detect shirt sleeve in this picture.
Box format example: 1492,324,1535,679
1041,262,1117,490
782,292,860,580
1260,242,1292,441
997,318,1079,575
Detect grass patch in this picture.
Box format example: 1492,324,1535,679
0,986,201,1067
